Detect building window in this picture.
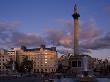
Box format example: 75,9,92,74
45,56,47,58
49,69,50,72
3,66,4,69
78,61,81,67
72,61,77,67
37,69,39,72
45,53,47,54
45,59,47,60
41,69,43,72
72,61,81,67
45,69,47,72
45,62,47,64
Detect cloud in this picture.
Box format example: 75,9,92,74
9,32,45,47
0,19,109,52
0,22,44,48
0,21,21,30
46,18,101,49
104,6,110,14
79,19,101,40
80,32,110,50
56,19,73,33
46,18,110,54
0,22,17,46
57,19,73,28
46,29,73,47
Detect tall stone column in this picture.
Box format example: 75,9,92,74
72,4,80,56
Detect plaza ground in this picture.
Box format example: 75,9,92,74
1,76,110,82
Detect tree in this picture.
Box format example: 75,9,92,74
57,60,63,73
3,58,13,71
4,56,33,74
19,56,33,73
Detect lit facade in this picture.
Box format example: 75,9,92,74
8,45,58,73
0,49,10,72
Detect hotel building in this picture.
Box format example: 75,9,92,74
8,45,58,73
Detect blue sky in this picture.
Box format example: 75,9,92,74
0,0,110,32
0,0,110,59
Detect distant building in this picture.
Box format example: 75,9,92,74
58,54,70,73
8,45,58,73
91,58,110,75
0,49,10,72
0,48,8,55
8,48,20,61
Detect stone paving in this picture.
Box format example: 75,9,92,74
1,77,110,82
1,77,41,82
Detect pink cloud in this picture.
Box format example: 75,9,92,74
104,6,110,14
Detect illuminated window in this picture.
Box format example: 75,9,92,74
45,62,47,63
45,56,47,58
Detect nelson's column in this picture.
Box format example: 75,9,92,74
72,4,80,56
69,4,91,76
69,4,82,75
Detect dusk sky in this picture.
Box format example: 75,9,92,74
0,0,110,59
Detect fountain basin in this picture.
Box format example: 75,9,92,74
77,76,97,82
77,71,97,82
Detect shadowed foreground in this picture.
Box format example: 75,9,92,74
1,76,110,82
